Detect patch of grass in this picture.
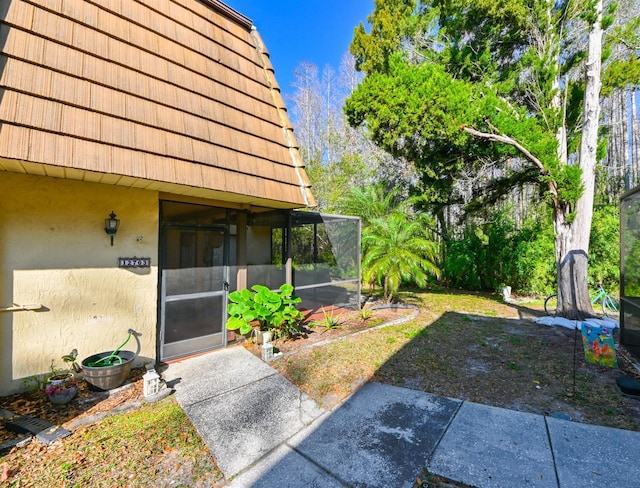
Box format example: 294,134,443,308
274,321,419,406
2,397,221,487
403,326,423,340
415,468,474,487
366,318,385,327
416,288,519,318
508,335,524,346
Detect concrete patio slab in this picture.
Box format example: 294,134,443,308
227,443,344,488
547,416,640,487
428,402,558,488
288,382,461,488
181,370,324,478
164,348,640,488
161,347,277,407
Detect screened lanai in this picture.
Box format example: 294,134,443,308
245,210,361,313
620,187,640,359
159,202,360,359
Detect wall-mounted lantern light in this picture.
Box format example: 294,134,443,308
105,211,120,246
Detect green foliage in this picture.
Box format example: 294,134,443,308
442,204,620,296
346,55,476,163
48,348,80,381
336,183,403,225
589,204,620,294
292,224,338,270
546,164,585,207
621,194,640,297
362,209,440,302
226,284,305,339
359,307,373,320
442,209,556,295
602,58,640,95
350,0,420,75
314,307,343,331
510,219,557,296
22,375,45,393
602,14,640,95
346,0,635,315
345,48,561,221
306,152,376,214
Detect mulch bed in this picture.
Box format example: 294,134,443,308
242,305,417,356
0,369,145,446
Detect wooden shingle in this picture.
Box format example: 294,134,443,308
0,0,315,207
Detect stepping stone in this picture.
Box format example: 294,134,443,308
0,436,31,455
0,408,16,420
36,425,72,444
5,415,72,445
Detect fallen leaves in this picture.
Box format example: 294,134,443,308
1,398,222,486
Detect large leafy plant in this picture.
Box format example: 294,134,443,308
225,284,304,339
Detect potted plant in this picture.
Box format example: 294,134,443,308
225,284,305,341
45,349,80,404
81,329,139,390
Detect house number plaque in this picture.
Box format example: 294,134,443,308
119,257,151,268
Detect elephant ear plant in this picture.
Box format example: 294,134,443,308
225,284,305,340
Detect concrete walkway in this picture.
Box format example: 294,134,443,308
162,347,640,488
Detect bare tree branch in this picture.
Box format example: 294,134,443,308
462,125,560,200
462,126,547,173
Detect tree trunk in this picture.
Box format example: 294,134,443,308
554,207,593,319
554,0,603,319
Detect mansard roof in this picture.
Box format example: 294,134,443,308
0,0,315,208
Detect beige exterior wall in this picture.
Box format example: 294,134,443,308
0,173,159,395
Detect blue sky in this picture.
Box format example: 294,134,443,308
225,1,374,98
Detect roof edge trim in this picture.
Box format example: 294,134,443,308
250,27,316,208
200,0,253,30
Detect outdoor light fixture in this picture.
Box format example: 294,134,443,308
104,211,120,246
261,332,274,362
143,367,161,398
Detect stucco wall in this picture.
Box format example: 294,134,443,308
0,173,159,395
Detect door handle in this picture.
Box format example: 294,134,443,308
223,281,229,291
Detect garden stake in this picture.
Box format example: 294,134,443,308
572,323,578,395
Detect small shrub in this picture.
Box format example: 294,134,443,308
359,307,373,320
314,307,343,331
226,284,305,339
22,375,44,393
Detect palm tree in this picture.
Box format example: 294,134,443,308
337,183,401,225
362,210,440,302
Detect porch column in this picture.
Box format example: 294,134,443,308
236,212,248,289
285,213,293,285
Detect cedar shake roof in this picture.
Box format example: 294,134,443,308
0,0,315,209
